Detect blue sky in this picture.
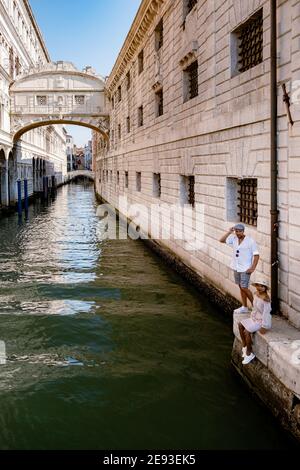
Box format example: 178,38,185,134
30,0,141,145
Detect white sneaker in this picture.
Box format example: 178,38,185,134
234,306,249,314
242,352,255,365
242,346,247,358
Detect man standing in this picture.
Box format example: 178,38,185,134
220,223,260,313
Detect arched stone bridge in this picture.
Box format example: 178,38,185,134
10,61,109,142
67,170,95,181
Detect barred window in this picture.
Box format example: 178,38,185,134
155,19,163,51
238,179,257,226
118,85,122,102
155,89,163,117
75,95,85,105
126,116,131,133
117,171,120,185
136,172,141,192
118,124,121,140
138,50,144,74
180,175,195,207
37,95,47,105
153,173,161,198
138,105,144,127
184,61,198,101
126,71,131,90
236,10,263,74
125,171,129,189
188,176,195,207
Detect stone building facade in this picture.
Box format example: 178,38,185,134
94,0,300,331
0,0,67,207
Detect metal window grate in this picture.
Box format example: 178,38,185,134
155,19,163,51
127,116,131,133
156,89,163,116
138,106,143,126
138,50,144,74
126,72,131,90
125,171,129,188
75,95,85,105
118,85,122,102
187,0,197,15
157,173,161,198
238,11,263,73
118,124,121,140
188,176,195,207
187,61,198,100
238,179,258,226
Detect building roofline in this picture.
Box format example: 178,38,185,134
24,0,51,62
106,0,164,95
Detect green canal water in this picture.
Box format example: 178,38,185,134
0,182,298,450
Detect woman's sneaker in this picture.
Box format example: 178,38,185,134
242,352,255,365
242,346,247,358
234,306,249,314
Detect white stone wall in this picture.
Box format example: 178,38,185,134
0,0,66,196
94,0,300,327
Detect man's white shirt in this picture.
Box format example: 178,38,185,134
226,234,259,272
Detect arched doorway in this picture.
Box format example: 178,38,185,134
0,149,6,207
8,151,16,204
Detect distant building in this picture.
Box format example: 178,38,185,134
66,133,75,171
84,140,92,170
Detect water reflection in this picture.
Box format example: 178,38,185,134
0,183,298,450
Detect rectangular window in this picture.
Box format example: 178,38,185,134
155,19,163,51
117,171,120,185
118,124,121,140
112,96,115,109
36,95,47,105
138,50,144,74
126,116,131,133
126,71,131,90
153,173,161,198
227,178,258,227
180,175,195,207
233,9,263,74
155,89,163,117
75,95,85,105
136,172,141,192
138,106,144,127
125,171,129,189
118,85,122,102
184,61,198,102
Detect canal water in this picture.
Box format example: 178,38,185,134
0,182,297,450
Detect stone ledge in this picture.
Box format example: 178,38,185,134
233,313,300,396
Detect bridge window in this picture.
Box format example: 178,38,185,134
75,95,85,105
37,95,47,106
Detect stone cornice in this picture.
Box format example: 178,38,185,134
106,0,165,95
23,0,51,62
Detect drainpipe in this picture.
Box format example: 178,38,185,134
270,0,279,313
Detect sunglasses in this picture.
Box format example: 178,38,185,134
236,250,240,257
